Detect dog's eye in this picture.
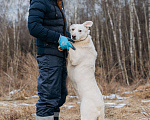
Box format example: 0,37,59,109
72,29,75,31
79,30,82,32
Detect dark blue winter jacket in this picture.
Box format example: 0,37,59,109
28,0,70,57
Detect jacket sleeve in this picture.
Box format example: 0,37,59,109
28,0,60,43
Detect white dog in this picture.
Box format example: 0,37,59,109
67,21,105,120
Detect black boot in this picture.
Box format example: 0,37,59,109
54,117,59,120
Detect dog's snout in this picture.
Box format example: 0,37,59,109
72,35,76,39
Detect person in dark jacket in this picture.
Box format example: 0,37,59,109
28,0,74,119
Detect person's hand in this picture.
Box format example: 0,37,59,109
58,35,76,51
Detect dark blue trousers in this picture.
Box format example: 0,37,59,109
36,55,67,117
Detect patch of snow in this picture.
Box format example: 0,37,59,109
9,89,20,95
116,100,124,102
105,102,116,105
141,112,150,116
117,95,130,100
103,94,130,100
69,96,78,99
0,102,7,106
103,94,115,99
25,97,30,99
109,103,126,108
68,105,74,109
62,105,74,109
19,103,35,106
114,104,126,108
19,103,31,106
13,104,18,107
34,91,38,94
124,92,132,94
32,95,38,98
141,100,150,103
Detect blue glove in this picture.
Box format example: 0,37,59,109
59,35,76,50
67,37,75,43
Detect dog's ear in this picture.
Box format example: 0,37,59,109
83,21,93,29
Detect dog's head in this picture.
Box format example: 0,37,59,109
70,21,93,41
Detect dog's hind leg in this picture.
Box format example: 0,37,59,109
97,108,105,120
97,109,105,120
80,99,100,120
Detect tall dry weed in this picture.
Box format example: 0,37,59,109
0,53,38,99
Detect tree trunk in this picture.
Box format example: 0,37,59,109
105,0,126,84
96,16,101,67
100,23,106,78
68,1,71,27
3,0,8,72
103,4,113,74
148,0,150,79
119,0,129,85
74,0,77,24
144,3,149,44
12,0,16,58
130,0,135,78
133,3,143,76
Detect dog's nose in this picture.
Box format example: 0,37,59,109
72,35,76,39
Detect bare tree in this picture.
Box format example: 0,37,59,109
95,16,101,66
74,0,77,24
0,0,150,87
119,0,129,85
3,0,9,72
105,0,126,84
133,2,144,76
149,0,150,79
130,0,135,78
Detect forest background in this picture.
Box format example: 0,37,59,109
0,0,149,97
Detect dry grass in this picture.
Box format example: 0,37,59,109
133,84,150,99
0,98,37,120
0,53,38,99
0,54,150,120
0,106,35,120
0,83,150,120
95,67,125,95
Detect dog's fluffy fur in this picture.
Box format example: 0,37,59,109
67,21,105,120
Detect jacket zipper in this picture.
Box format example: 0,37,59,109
57,0,67,37
57,0,67,58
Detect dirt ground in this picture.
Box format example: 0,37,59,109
0,84,150,120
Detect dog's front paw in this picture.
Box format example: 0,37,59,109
68,49,79,66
